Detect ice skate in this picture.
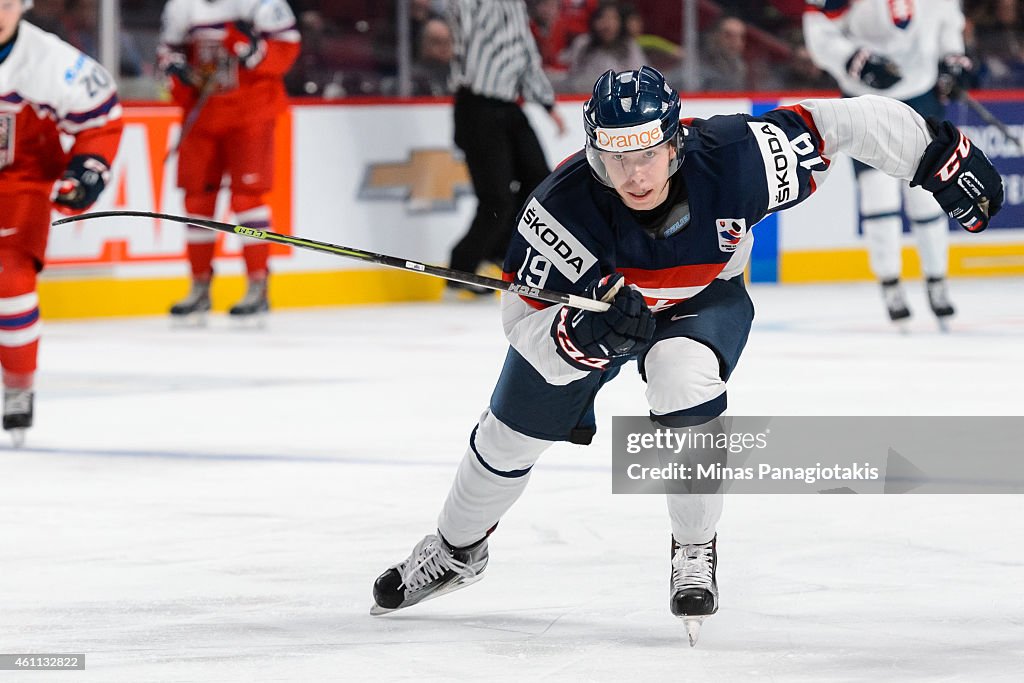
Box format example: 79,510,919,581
926,277,955,332
670,536,718,647
371,533,488,615
228,278,269,328
3,388,34,448
169,277,212,327
880,279,911,332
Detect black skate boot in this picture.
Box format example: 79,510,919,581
169,277,212,326
228,278,269,325
371,533,489,615
3,388,34,448
670,535,718,647
926,277,955,331
880,278,911,328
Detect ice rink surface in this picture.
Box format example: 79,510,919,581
2,278,1023,682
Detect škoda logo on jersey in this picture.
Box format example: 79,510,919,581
518,198,597,283
716,218,747,252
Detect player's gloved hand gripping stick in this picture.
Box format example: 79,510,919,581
52,211,613,313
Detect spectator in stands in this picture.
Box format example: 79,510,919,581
777,44,836,91
64,0,145,77
285,10,344,97
621,3,682,74
560,0,599,46
699,15,748,92
24,0,67,39
411,17,454,96
971,0,1024,87
530,0,570,72
563,1,646,93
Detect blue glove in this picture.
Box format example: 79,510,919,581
911,118,1003,233
551,273,656,371
846,48,902,90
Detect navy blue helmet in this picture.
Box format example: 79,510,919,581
583,66,683,186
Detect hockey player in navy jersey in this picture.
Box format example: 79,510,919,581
370,67,1002,643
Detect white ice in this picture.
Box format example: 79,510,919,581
2,278,1023,682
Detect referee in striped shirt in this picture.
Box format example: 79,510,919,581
447,0,566,295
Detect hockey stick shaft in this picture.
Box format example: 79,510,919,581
51,211,611,313
957,91,1023,151
163,78,217,165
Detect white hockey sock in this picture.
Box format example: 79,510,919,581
666,493,723,545
862,215,903,282
437,410,551,548
910,215,950,279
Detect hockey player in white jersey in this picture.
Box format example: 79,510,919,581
0,0,123,446
804,0,973,328
369,66,1002,645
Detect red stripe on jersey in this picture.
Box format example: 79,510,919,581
803,6,850,20
617,262,727,289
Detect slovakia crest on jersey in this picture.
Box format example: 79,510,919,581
889,0,913,29
716,218,747,252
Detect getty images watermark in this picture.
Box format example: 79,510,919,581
611,417,1024,494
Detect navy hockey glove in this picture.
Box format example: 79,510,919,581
846,48,902,90
53,154,111,215
936,54,974,100
911,118,1004,233
157,47,200,87
551,273,656,371
224,21,267,69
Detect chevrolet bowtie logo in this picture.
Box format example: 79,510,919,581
359,148,472,212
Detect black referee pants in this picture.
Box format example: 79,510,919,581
450,88,551,277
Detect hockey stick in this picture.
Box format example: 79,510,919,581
956,91,1023,152
50,211,611,313
163,75,218,164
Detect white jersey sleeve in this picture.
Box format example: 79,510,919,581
797,96,932,181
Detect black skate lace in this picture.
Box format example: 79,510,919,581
672,542,714,592
399,534,475,592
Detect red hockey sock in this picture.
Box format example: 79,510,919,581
242,243,270,280
187,242,216,279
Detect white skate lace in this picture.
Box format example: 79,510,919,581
883,284,907,311
927,281,951,308
399,534,475,592
4,390,32,416
672,542,714,593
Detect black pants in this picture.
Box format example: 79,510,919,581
450,88,551,275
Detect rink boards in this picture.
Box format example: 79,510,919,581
37,94,1024,318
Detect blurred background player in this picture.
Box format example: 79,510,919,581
446,0,566,298
804,0,973,329
158,0,299,324
0,0,122,446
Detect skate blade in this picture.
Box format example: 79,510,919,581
229,312,269,330
170,312,209,329
682,616,704,647
935,316,952,334
7,428,26,448
369,573,485,616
